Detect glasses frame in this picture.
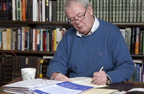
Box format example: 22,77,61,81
68,8,87,24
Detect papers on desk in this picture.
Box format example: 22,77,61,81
2,77,117,94
32,81,93,94
2,78,59,94
2,78,93,94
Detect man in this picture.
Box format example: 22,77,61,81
47,0,134,85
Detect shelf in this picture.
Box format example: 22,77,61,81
0,20,144,28
131,54,144,60
0,50,55,56
0,20,71,28
113,23,144,28
0,50,144,58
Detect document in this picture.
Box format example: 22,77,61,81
69,77,107,88
80,88,118,94
2,78,93,94
32,81,93,94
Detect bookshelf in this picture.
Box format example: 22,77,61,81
0,0,144,86
0,20,70,28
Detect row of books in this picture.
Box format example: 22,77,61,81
0,0,57,22
131,59,144,82
0,0,144,23
0,54,40,86
1,26,144,55
120,27,144,55
0,27,66,51
0,53,52,86
91,0,144,23
60,0,144,23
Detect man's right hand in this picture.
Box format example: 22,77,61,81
51,72,71,81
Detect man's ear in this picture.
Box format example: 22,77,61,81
87,5,93,15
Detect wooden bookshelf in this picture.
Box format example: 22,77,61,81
114,23,144,28
0,20,71,28
0,50,55,56
0,0,144,86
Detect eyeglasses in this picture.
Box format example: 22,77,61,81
68,8,87,24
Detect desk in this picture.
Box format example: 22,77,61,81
0,78,144,94
104,82,144,94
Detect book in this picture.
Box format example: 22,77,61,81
69,77,106,88
134,27,140,54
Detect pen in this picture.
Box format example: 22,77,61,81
91,66,104,83
99,66,104,72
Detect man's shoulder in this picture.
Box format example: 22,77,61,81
65,27,76,36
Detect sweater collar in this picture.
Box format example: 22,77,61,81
76,16,99,37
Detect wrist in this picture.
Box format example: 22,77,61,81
51,72,59,80
106,75,111,85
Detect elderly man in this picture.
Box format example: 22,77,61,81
47,0,134,85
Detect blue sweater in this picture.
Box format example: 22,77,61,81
47,19,134,84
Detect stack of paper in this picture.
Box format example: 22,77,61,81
2,78,58,94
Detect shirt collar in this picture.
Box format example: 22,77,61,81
76,16,99,37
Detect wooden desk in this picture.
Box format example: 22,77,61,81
0,78,144,94
103,82,144,94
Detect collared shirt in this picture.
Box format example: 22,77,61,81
76,16,100,37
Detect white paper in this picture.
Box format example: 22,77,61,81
33,84,81,94
69,77,107,88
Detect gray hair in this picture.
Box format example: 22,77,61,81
64,0,91,10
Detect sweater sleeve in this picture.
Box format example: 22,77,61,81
46,38,68,78
106,27,134,84
46,28,75,78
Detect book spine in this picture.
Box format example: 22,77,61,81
134,27,140,54
142,0,144,22
42,0,45,22
130,27,136,54
45,0,49,22
133,0,137,23
112,0,116,23
122,0,126,23
56,0,60,22
125,0,130,23
32,0,38,21
129,0,134,23
108,0,113,22
96,0,100,19
137,0,142,23
21,0,26,21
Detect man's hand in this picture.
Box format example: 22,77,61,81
91,71,107,85
51,72,71,81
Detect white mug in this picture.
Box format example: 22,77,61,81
21,68,36,80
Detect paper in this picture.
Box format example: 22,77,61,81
80,88,118,94
69,77,107,88
32,81,93,94
2,78,59,94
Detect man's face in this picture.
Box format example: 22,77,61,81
65,1,94,35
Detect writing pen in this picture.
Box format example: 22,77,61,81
91,66,104,83
99,66,104,72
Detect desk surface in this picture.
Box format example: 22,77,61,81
0,78,144,94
